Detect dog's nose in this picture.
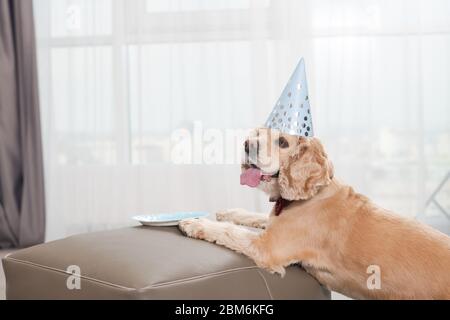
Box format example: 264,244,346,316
244,140,250,154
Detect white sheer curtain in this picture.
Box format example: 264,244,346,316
33,0,450,241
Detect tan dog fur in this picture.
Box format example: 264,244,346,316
179,128,450,299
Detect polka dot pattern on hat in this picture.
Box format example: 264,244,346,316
265,58,314,137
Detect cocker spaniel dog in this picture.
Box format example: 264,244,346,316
179,127,450,299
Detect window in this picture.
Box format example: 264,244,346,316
35,0,271,165
34,0,450,239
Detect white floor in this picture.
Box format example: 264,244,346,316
332,292,352,300
0,250,15,300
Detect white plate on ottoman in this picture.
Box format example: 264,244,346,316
133,212,209,226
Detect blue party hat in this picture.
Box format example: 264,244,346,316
265,58,314,137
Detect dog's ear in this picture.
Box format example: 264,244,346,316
278,137,334,200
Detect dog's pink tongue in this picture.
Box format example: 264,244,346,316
240,168,261,188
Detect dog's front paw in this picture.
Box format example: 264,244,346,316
267,265,286,277
178,218,208,239
253,260,286,277
216,208,245,222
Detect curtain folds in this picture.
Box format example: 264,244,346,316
0,0,45,248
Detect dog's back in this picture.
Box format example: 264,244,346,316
337,188,450,299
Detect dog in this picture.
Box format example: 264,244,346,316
179,127,450,299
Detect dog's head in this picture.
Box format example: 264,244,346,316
241,127,333,201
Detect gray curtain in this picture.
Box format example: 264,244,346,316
0,0,45,248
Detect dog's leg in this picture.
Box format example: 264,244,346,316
216,208,269,229
179,218,285,275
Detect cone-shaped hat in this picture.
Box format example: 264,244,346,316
265,58,314,137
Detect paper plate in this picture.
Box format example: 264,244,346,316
133,212,209,227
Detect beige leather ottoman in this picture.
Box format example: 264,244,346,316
2,226,330,300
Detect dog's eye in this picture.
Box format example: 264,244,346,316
277,137,289,149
